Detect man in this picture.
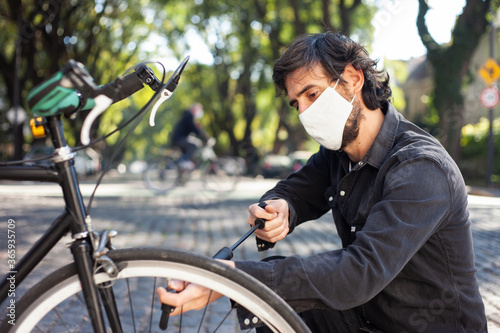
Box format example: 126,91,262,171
171,102,206,170
158,32,487,332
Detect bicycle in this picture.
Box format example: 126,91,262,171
0,59,310,333
143,137,245,194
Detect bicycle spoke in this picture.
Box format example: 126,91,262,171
126,278,137,333
196,290,213,333
181,281,191,332
150,277,157,332
54,308,71,332
212,305,236,332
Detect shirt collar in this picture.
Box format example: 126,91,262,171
336,103,399,170
359,103,399,169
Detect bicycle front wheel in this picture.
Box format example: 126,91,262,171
5,248,310,333
143,156,180,194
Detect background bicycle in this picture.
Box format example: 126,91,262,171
143,136,246,194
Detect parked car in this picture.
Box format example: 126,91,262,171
288,150,313,172
261,150,313,179
261,154,292,179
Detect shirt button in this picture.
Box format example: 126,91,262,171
359,161,364,166
340,190,345,196
329,196,334,202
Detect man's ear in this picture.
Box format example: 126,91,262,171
343,64,364,94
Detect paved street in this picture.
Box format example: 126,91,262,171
0,174,499,331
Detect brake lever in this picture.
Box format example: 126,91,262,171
149,88,173,127
149,56,190,127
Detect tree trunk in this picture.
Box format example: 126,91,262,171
417,0,490,161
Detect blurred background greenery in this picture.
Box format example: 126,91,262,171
0,0,499,186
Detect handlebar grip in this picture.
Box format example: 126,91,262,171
95,72,145,104
28,61,146,118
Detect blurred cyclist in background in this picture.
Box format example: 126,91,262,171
171,102,206,170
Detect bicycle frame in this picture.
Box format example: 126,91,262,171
0,115,120,333
0,57,209,332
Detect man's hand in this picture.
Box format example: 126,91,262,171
157,260,236,316
248,199,290,243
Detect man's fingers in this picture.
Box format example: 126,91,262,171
157,287,181,307
263,203,278,214
157,284,223,316
255,216,289,242
258,213,287,232
248,202,277,223
168,279,187,291
264,212,288,230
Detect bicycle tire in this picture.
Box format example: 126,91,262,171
143,156,180,194
3,248,310,333
202,157,243,192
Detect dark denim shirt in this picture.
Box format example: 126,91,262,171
236,104,487,332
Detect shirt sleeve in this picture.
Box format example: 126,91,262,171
259,148,334,233
236,157,453,311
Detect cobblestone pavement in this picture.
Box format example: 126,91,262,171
0,176,499,331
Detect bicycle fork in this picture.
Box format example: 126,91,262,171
71,239,109,332
47,116,123,333
71,233,124,333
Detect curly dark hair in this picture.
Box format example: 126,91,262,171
272,32,392,110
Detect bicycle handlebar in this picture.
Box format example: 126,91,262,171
80,71,148,144
26,59,178,145
27,61,159,117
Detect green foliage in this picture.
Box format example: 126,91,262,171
0,0,158,155
0,0,378,171
460,117,500,185
150,0,378,166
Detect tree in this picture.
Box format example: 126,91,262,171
0,0,377,172
0,0,152,159
416,0,494,160
155,0,375,173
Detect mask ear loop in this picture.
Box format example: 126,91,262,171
334,77,356,104
350,93,356,104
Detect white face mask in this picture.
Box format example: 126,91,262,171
298,80,355,151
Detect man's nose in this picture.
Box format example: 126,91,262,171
299,102,311,114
